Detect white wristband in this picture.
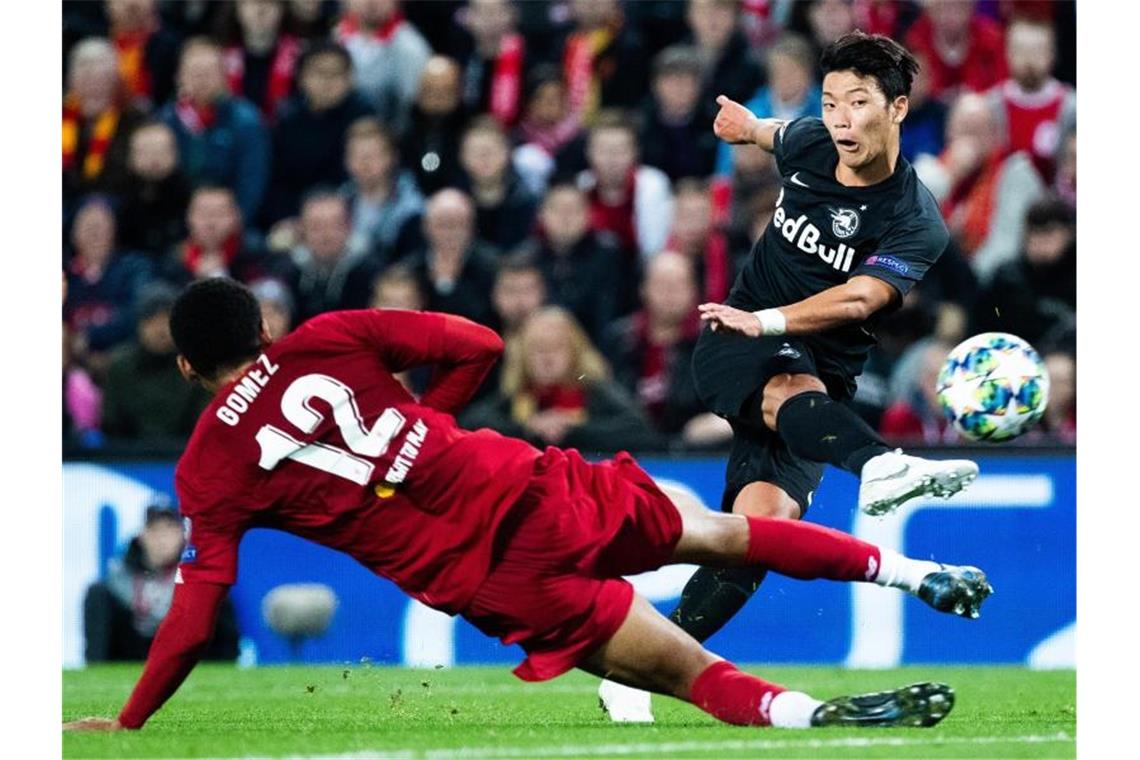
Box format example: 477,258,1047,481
752,308,787,336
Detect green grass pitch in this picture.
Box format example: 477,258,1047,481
63,664,1075,758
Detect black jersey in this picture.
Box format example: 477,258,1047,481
729,117,949,376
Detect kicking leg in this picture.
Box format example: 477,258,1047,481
762,374,979,515
583,593,955,728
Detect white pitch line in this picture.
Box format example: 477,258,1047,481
240,732,1074,760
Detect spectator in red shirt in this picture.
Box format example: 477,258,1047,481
578,111,674,311
905,0,1008,103
879,341,957,446
987,18,1075,183
220,0,303,123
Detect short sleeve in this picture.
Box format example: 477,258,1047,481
850,193,950,299
773,117,831,177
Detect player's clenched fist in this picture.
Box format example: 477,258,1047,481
699,303,762,338
713,95,760,145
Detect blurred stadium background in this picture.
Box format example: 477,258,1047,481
61,0,1074,692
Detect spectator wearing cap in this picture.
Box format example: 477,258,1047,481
219,0,303,123
159,37,271,221
402,55,470,196
603,251,729,448
459,116,540,252
513,182,621,344
83,500,239,662
905,0,1007,103
341,118,424,263
684,0,763,121
101,284,213,448
457,0,527,127
116,121,191,258
251,278,296,339
260,41,374,227
105,0,181,111
63,38,148,211
163,186,288,287
638,45,721,183
334,0,431,128
971,195,1075,348
287,190,383,322
64,196,155,372
405,189,500,326
713,33,821,178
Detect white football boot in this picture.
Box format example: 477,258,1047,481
598,679,655,723
858,449,979,516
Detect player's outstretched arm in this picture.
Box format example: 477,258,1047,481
699,276,896,338
64,582,229,731
712,95,785,153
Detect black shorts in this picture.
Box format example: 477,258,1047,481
691,326,855,514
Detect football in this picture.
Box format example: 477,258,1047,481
936,333,1050,442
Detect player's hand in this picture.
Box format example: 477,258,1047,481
63,717,123,732
713,95,761,145
698,302,762,338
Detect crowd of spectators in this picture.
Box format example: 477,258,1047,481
63,0,1077,456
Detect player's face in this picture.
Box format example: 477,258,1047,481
821,70,906,170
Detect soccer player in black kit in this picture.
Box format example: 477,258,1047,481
600,32,984,721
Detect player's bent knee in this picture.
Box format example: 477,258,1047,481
732,481,802,520
761,374,827,430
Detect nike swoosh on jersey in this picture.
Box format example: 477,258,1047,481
789,172,810,188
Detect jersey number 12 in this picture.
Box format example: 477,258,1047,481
255,373,406,485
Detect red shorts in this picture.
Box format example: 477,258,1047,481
462,447,684,682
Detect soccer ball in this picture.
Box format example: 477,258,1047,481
936,333,1050,442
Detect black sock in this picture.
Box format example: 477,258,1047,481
775,391,890,475
668,565,768,643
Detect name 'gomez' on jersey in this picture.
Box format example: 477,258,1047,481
174,310,539,615
732,117,949,369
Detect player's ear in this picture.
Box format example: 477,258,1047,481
176,355,199,385
890,95,909,124
259,319,273,347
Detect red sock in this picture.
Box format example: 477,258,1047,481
689,660,786,726
745,516,881,582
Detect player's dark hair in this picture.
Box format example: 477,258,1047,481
170,278,265,381
820,31,919,101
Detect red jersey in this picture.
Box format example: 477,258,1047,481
177,309,539,611
120,309,539,727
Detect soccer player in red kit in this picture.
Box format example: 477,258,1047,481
65,278,991,733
